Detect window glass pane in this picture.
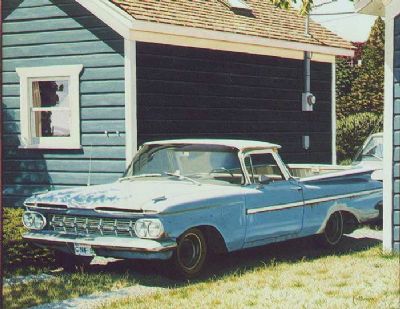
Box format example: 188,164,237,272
244,156,254,182
30,80,71,138
246,153,284,182
361,136,383,160
32,80,69,108
31,111,71,137
126,145,243,185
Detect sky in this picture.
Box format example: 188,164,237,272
295,0,377,42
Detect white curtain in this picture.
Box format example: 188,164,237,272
32,81,41,137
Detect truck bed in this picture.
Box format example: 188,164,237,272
287,164,352,179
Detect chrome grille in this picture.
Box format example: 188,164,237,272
49,215,136,237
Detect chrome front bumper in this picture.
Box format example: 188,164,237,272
24,231,177,260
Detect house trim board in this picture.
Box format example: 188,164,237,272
124,39,138,167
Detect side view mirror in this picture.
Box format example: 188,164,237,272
258,175,271,185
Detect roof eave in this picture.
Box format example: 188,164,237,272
75,0,134,39
130,20,354,59
75,0,354,60
354,0,385,16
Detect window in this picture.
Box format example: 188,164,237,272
16,65,83,149
354,135,383,162
244,152,285,183
125,144,244,185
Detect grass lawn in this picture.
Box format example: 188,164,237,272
3,259,178,309
3,272,136,309
3,206,399,309
4,238,399,309
99,236,399,309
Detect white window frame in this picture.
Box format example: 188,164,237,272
16,65,83,149
242,149,292,184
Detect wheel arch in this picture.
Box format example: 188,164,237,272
179,225,228,255
340,210,360,234
317,205,361,234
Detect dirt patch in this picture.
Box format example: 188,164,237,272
29,285,164,309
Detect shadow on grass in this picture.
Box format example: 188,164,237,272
81,233,381,289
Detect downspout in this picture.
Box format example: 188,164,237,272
302,14,315,113
304,51,311,94
304,14,312,97
303,0,338,111
302,14,314,155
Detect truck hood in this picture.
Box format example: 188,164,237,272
25,179,246,213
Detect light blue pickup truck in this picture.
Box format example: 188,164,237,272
22,139,382,278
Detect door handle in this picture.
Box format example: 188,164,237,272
291,186,303,191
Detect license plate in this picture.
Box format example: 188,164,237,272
74,243,95,256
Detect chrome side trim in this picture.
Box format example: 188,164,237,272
247,201,303,214
302,188,382,206
25,202,68,210
27,206,64,211
246,188,382,215
94,208,146,215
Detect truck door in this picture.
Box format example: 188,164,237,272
243,151,304,246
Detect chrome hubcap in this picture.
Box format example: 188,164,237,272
178,233,202,271
325,212,343,245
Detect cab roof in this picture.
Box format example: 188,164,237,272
144,139,281,151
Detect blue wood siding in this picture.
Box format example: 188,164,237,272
2,0,126,206
393,14,400,252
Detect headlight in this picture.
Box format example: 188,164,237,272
22,211,47,230
134,219,164,239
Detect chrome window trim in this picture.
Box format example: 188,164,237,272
239,148,291,184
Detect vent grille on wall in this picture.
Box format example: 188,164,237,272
219,0,254,16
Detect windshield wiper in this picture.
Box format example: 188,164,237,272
119,173,162,182
163,172,201,186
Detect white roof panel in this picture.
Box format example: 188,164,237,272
144,139,281,151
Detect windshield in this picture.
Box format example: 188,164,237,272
354,135,383,162
123,144,244,185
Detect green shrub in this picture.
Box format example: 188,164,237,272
336,112,383,162
336,18,384,119
3,207,55,273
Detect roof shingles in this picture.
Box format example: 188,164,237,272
109,0,353,50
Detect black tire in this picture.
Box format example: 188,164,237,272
171,228,208,279
316,211,344,248
55,251,93,272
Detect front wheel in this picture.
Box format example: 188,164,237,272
317,211,344,248
171,228,208,279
